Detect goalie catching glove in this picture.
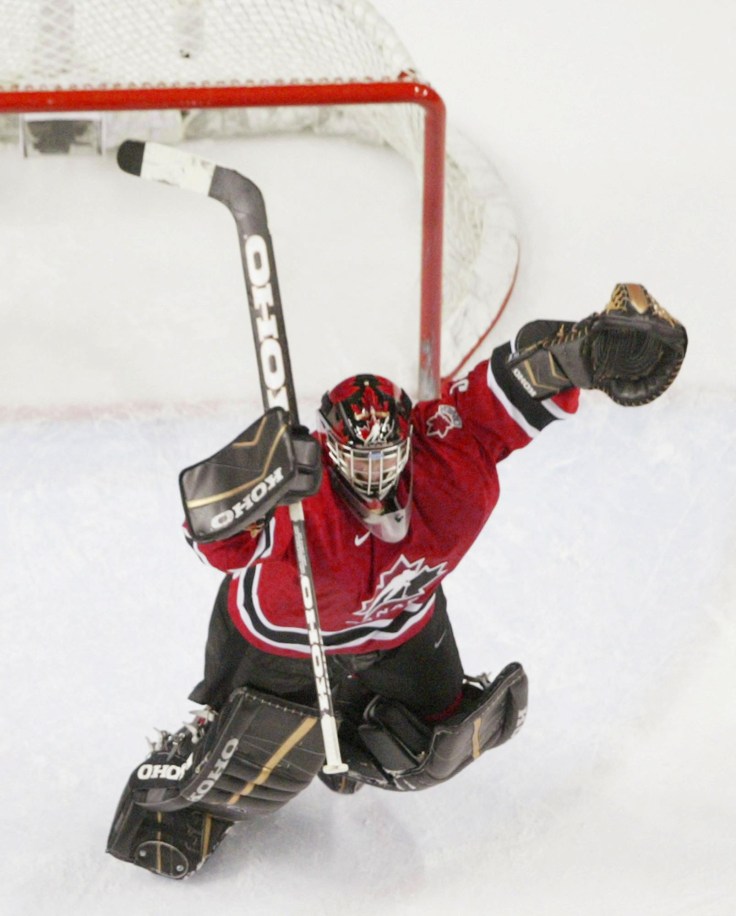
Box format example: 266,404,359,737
180,408,322,543
507,283,687,405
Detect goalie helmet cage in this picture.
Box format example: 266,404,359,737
0,0,519,398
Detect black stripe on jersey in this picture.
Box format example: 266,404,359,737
491,343,558,432
237,568,434,651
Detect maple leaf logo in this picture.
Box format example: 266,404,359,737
426,404,462,439
349,555,447,624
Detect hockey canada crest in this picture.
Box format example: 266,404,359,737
426,403,462,438
348,555,447,625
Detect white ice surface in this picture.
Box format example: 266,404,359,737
1,1,735,914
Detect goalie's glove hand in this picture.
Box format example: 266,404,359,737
508,283,687,406
581,284,687,405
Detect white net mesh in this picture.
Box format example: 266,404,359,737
0,0,413,90
0,0,519,380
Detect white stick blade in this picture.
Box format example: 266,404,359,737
118,139,216,194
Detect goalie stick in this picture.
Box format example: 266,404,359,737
117,140,347,775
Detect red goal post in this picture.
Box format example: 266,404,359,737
0,0,519,399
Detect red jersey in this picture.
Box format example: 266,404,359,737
185,345,579,658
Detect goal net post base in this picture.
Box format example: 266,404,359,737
20,111,104,156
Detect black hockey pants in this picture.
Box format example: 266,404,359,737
189,577,464,723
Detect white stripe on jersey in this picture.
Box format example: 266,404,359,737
184,514,276,572
542,394,576,421
486,361,542,438
233,565,437,655
485,359,570,436
183,524,211,566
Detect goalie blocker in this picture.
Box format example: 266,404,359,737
180,407,322,542
107,686,326,878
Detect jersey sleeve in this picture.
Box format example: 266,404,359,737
423,342,580,463
183,515,281,573
484,341,579,452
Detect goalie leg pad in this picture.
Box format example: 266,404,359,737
107,687,325,876
106,788,233,879
344,662,528,792
134,686,325,819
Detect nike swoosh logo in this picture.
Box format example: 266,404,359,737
354,531,371,547
434,631,447,649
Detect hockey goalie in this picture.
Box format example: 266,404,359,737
107,282,687,878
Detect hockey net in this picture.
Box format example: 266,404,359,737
0,0,518,395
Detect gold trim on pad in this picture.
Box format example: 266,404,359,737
226,716,318,805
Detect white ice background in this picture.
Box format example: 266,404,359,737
1,1,735,914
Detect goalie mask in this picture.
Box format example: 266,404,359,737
319,374,413,542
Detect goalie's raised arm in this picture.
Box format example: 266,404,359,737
507,283,688,405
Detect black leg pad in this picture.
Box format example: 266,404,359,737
107,686,325,876
137,687,325,819
347,662,528,791
107,789,233,879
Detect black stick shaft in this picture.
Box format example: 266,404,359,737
209,167,346,772
208,168,299,422
117,141,346,773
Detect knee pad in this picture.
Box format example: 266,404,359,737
337,662,528,792
107,686,325,876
